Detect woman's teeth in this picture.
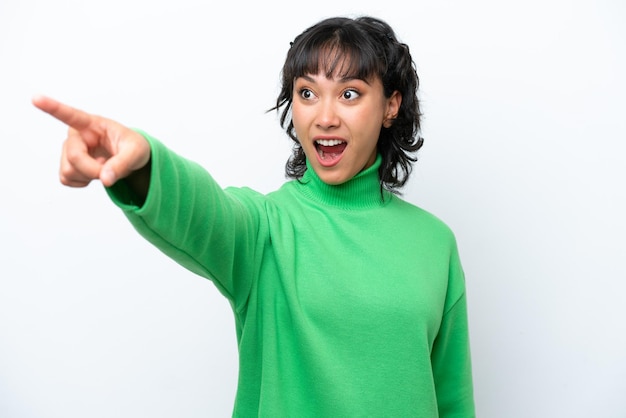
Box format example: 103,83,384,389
316,139,344,146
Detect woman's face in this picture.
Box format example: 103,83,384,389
291,72,401,185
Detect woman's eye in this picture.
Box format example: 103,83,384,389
342,89,360,100
299,89,315,100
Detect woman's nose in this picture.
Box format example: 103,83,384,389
315,100,340,129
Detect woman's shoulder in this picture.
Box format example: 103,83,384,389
388,194,457,241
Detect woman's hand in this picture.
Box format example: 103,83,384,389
32,95,151,192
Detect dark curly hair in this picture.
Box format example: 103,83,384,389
271,16,424,192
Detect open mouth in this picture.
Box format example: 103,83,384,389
315,139,347,162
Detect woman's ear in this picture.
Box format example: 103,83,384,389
383,90,402,128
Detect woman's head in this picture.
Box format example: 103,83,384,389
274,16,423,192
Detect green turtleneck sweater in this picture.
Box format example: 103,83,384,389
108,133,475,417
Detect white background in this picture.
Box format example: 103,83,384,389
1,0,624,417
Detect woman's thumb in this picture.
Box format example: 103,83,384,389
99,134,151,187
99,164,118,187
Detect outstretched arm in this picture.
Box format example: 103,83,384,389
32,95,151,200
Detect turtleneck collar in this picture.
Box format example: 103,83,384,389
295,155,391,210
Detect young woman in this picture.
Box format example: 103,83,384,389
34,15,475,418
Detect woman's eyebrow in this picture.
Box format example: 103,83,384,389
298,75,316,83
296,74,371,85
338,76,370,85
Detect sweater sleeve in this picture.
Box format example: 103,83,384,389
105,132,268,312
430,241,476,417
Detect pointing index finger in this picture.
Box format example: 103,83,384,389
32,95,94,130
